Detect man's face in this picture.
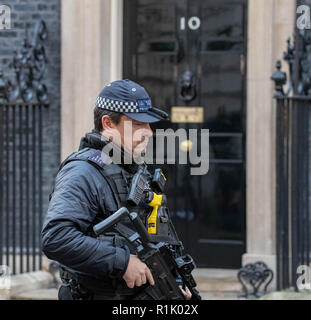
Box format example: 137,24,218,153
104,115,153,157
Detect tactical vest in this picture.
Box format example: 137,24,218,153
54,147,183,298
55,147,181,250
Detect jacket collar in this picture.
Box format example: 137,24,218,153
78,130,139,173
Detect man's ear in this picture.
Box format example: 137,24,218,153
101,115,113,131
101,115,121,142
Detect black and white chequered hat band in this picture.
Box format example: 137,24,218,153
96,96,140,113
94,79,167,122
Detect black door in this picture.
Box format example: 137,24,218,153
123,0,247,268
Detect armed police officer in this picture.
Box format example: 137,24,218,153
41,79,192,300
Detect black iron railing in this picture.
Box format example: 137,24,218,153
0,20,49,275
272,30,311,290
274,96,311,290
0,102,48,274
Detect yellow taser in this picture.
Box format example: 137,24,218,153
147,193,163,234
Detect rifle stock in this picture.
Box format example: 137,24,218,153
93,207,201,300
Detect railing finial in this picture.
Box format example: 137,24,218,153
271,60,287,97
0,20,48,103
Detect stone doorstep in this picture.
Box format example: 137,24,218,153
13,289,242,301
192,268,243,292
260,290,311,300
0,270,54,300
11,288,58,300
5,268,243,300
196,278,242,292
200,291,245,300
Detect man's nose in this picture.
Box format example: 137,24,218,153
144,123,153,137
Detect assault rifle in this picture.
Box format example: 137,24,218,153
93,207,201,300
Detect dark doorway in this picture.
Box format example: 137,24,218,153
123,0,247,268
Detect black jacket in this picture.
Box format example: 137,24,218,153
41,132,134,281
